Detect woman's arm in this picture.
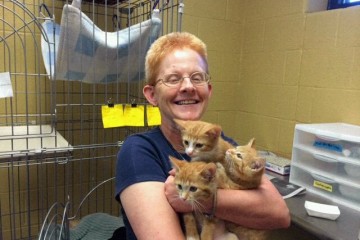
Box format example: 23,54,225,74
121,181,185,240
165,175,290,230
216,175,290,229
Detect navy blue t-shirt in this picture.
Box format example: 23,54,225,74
115,127,237,240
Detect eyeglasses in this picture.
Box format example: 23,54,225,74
155,72,210,87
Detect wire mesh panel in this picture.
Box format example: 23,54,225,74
0,0,183,239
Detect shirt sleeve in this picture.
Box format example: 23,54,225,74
115,134,170,201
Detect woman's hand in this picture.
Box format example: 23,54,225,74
164,169,213,214
164,173,192,213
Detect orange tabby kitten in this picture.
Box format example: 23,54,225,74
224,138,265,189
173,119,267,240
170,156,238,240
174,119,234,164
223,140,268,240
170,141,267,240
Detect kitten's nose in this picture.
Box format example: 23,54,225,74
226,149,235,154
180,193,188,201
186,149,193,156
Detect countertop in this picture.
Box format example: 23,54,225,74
267,171,360,240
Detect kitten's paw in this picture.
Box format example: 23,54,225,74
186,237,200,240
224,232,239,240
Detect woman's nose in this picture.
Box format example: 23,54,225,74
179,77,195,91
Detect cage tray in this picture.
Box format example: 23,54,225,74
0,125,72,158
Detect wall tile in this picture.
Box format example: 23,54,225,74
244,0,305,22
243,20,265,53
277,86,298,119
253,115,280,150
198,18,242,53
226,0,246,23
241,52,265,84
255,85,297,120
209,82,238,111
350,47,360,90
256,85,281,117
277,120,296,157
296,86,316,123
311,88,360,123
300,48,354,88
235,82,258,113
209,51,241,83
242,51,286,85
235,112,257,145
284,50,302,86
337,7,360,47
218,111,238,139
184,0,226,20
203,110,219,124
208,51,241,85
304,10,338,49
182,14,199,34
264,14,305,51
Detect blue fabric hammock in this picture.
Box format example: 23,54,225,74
41,0,162,84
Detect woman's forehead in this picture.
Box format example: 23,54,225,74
159,49,207,72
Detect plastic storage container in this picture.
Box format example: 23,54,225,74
294,123,360,158
290,123,360,212
290,164,360,211
292,145,360,184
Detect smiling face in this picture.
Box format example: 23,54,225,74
143,48,212,124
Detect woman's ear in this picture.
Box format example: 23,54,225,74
143,85,158,106
208,83,213,97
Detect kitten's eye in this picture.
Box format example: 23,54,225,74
177,184,182,190
195,143,203,148
189,186,197,192
236,153,243,159
183,140,189,146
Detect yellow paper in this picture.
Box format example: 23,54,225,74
123,104,145,126
101,104,126,128
147,105,161,126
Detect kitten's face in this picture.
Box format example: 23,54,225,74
225,138,265,182
174,119,221,159
169,156,217,210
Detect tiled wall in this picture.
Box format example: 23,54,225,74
183,0,360,157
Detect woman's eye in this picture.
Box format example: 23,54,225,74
166,74,180,83
190,73,204,83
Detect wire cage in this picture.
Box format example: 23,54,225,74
0,0,183,239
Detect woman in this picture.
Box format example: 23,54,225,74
115,32,290,240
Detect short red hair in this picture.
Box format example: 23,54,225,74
145,32,208,85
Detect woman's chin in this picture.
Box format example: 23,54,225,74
175,113,202,121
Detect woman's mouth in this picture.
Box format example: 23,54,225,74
175,100,199,105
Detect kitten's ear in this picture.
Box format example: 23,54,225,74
252,157,265,170
248,138,256,149
200,163,217,182
206,124,222,140
173,118,186,131
169,156,184,171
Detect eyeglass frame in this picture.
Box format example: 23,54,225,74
154,71,211,87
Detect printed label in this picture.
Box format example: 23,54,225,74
313,140,342,153
313,180,333,192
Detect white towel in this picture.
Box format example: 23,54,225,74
41,0,161,84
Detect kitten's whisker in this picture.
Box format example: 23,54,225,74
226,158,235,172
193,199,207,214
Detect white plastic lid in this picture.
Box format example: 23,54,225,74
295,123,360,143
